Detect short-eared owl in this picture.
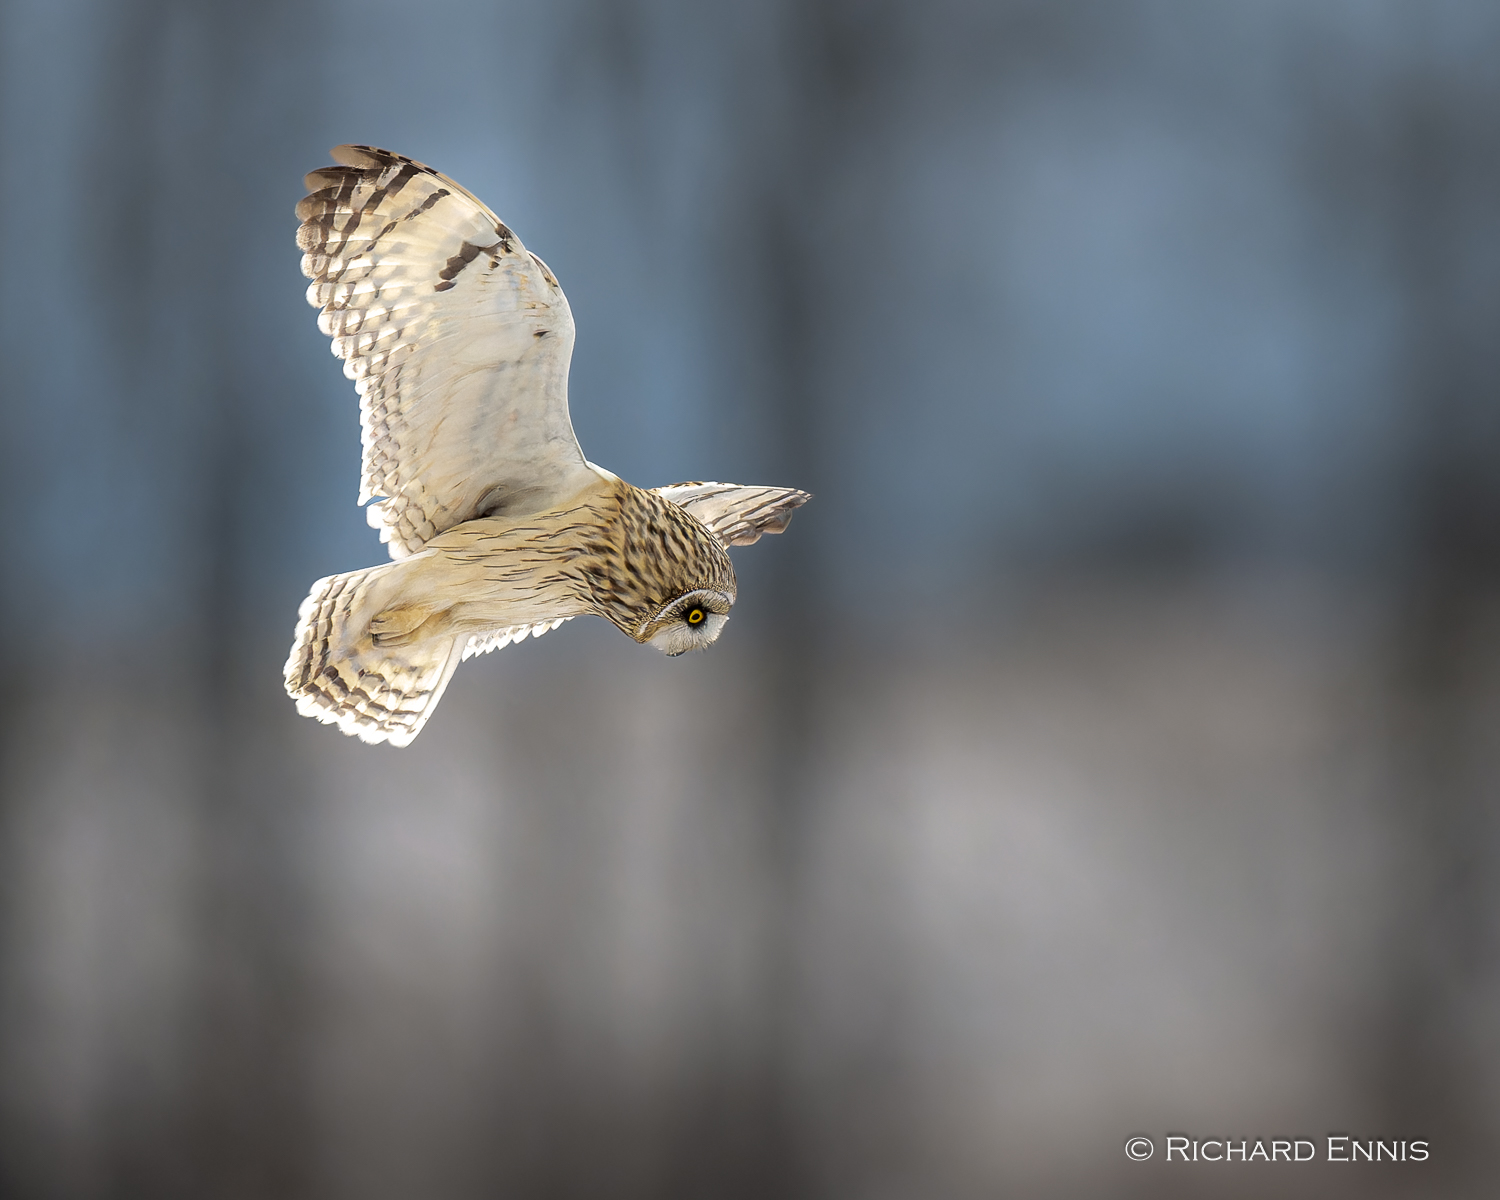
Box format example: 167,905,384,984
285,145,809,747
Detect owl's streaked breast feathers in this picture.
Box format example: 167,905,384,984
285,146,810,746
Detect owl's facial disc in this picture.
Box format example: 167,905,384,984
644,589,733,656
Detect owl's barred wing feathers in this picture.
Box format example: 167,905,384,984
298,145,595,559
284,565,465,747
653,483,811,547
284,546,587,747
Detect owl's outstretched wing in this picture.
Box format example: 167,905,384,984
298,145,595,559
285,553,584,748
653,483,811,547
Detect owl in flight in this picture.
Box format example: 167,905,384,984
284,145,809,746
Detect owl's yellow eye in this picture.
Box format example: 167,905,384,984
686,607,706,625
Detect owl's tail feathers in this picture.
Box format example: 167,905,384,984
283,567,462,748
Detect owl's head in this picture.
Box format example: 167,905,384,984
640,589,734,656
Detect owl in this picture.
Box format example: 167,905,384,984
284,146,809,747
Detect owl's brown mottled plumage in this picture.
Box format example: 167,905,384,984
284,146,808,746
575,481,738,638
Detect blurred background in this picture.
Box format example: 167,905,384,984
1,1,1498,1197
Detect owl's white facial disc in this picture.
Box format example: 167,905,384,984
644,589,732,656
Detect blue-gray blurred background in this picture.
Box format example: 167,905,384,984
2,2,1498,1197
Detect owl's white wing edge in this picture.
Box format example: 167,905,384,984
462,617,576,661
